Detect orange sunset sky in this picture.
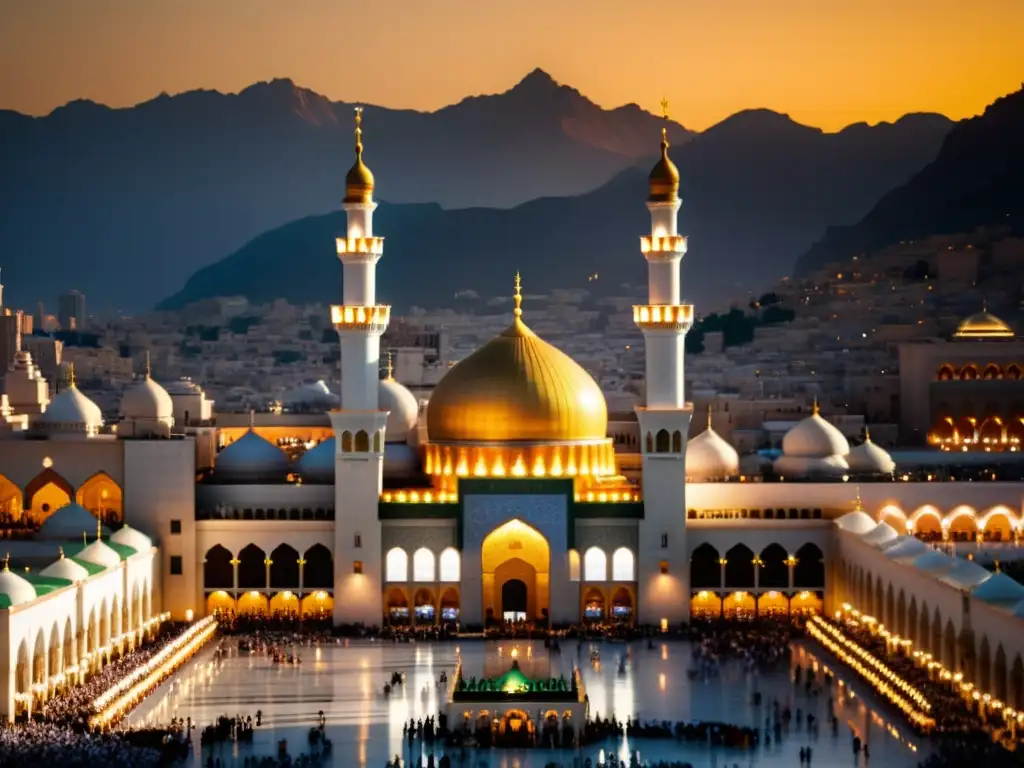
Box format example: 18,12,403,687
1,0,1022,131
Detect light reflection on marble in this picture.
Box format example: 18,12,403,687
126,639,929,767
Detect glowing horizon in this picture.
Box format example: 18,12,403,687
1,0,1022,132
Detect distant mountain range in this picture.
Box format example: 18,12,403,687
0,68,954,311
795,86,1024,275
160,107,954,312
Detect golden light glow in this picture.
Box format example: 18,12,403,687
640,235,687,254
380,489,458,504
426,275,608,443
330,304,390,328
336,236,384,255
424,441,617,482
953,310,1014,339
632,304,694,330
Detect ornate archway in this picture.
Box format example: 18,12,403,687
481,519,550,624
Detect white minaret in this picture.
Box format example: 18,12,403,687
634,110,694,627
328,107,390,627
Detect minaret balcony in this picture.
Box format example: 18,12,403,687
331,304,391,334
336,236,385,256
640,235,687,258
633,304,694,332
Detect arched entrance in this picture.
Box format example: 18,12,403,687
481,519,550,625
502,579,528,621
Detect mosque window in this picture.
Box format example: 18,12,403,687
660,533,668,548
583,547,607,581
612,548,635,581
386,548,408,582
354,533,362,549
353,560,364,574
659,561,669,574
439,548,461,582
413,548,436,582
170,519,181,535
170,556,183,575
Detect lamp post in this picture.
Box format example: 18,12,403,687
297,557,307,619
784,555,798,616
718,558,727,619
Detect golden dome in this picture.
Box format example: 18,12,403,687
954,307,1014,339
427,275,608,444
648,128,680,203
343,107,375,204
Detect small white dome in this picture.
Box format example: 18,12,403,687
110,524,153,552
283,380,338,410
165,378,204,395
40,552,90,582
773,453,849,479
912,550,955,574
297,438,335,482
0,569,37,606
40,384,103,430
939,559,992,590
847,435,895,475
215,429,290,481
686,426,739,480
972,573,1024,605
834,510,877,534
884,536,929,562
378,378,419,443
37,502,108,541
122,375,173,420
861,521,899,547
76,539,122,568
384,442,419,476
781,409,850,458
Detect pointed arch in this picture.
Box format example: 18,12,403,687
724,543,755,589
237,543,267,590
758,543,789,589
303,543,333,589
24,467,73,521
373,431,382,453
645,432,654,453
269,543,300,588
75,471,123,526
567,549,581,582
671,431,682,453
611,547,635,581
690,543,720,590
203,545,233,590
439,547,461,582
386,547,408,582
341,431,353,452
583,547,607,581
655,429,670,453
794,543,824,588
354,430,370,452
413,547,436,582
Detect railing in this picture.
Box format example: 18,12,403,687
335,236,385,255
640,235,687,254
632,304,694,329
330,304,391,329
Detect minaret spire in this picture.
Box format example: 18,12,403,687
513,272,523,318
707,404,713,430
2,553,8,572
68,362,76,388
343,106,375,205
144,350,151,378
96,517,102,541
812,396,820,416
385,350,394,381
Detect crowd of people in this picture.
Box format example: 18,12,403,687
0,721,188,767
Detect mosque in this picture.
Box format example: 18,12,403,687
4,108,1024,720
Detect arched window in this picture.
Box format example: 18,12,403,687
412,547,436,582
671,431,682,453
386,548,408,582
655,429,670,453
568,549,581,582
583,547,607,581
645,433,654,453
439,548,460,582
341,431,353,452
354,430,369,452
611,547,635,581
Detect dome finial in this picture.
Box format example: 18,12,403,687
58,545,65,560
812,396,820,416
386,350,394,380
343,106,375,204
864,425,872,442
96,516,102,541
68,362,76,388
513,272,523,318
707,403,713,430
2,552,8,572
354,105,364,160
144,350,151,378
648,98,680,203
853,485,863,510
82,531,87,548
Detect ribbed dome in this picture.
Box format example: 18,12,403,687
955,309,1013,339
77,539,122,568
41,550,90,581
834,510,877,535
427,288,606,444
343,107,374,204
0,568,37,606
781,407,850,458
40,383,103,430
216,430,290,481
37,502,107,541
379,377,419,443
110,524,153,552
847,433,895,475
648,129,680,203
297,438,335,482
122,375,173,420
685,425,739,480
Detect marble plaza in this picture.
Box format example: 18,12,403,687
126,640,927,767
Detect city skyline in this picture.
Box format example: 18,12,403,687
0,0,1022,131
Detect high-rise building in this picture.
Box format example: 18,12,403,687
58,290,86,330
0,271,23,375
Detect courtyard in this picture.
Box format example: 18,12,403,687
126,638,927,766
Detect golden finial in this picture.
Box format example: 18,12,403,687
68,362,76,388
864,425,872,442
385,350,394,380
2,553,8,572
812,396,820,416
853,485,863,510
648,96,679,202
82,531,87,547
144,350,151,378
58,545,65,560
354,106,364,159
660,96,670,121
995,558,1001,573
96,517,102,541
513,272,523,318
707,404,713,430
